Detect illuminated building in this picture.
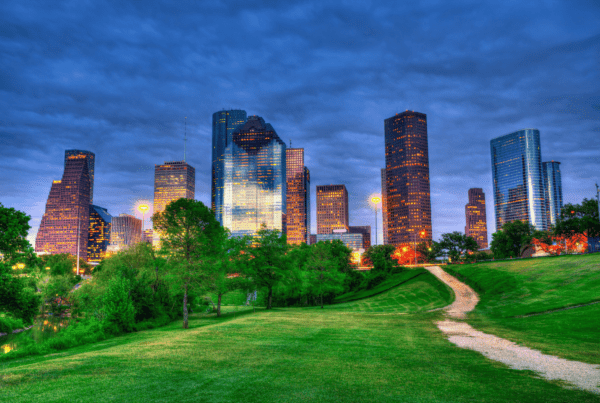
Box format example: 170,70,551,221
212,110,247,223
309,234,317,245
222,115,286,237
464,188,488,249
349,226,371,249
108,214,141,252
316,229,365,264
316,185,349,235
142,229,153,243
491,129,547,230
36,151,93,260
286,148,310,244
381,168,389,245
65,150,95,203
543,161,563,228
87,205,111,262
383,111,432,246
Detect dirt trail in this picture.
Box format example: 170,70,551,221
425,265,600,395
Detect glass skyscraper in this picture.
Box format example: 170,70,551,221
222,115,286,237
212,109,247,223
65,150,95,203
465,188,488,249
491,129,547,231
88,205,111,262
316,185,349,235
286,148,310,244
543,161,563,228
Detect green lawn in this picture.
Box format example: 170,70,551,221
445,253,600,364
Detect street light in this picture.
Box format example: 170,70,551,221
370,195,381,246
138,203,150,238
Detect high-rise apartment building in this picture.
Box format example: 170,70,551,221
543,161,563,228
381,168,388,245
87,205,111,262
65,150,95,203
222,115,286,237
286,148,310,244
212,110,247,222
383,111,432,246
465,188,488,249
491,129,547,231
36,151,93,260
316,185,349,235
108,214,142,252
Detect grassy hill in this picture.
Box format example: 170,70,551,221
445,253,600,364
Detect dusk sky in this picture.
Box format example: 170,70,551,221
1,0,599,246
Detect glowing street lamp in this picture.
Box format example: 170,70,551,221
370,195,382,246
138,203,150,235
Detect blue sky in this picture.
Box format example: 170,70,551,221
1,0,599,246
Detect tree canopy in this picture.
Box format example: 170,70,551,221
554,198,600,238
438,232,478,262
490,220,536,259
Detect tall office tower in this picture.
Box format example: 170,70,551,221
543,161,563,228
491,129,547,231
381,168,388,245
384,111,432,246
316,185,349,234
212,109,247,223
87,205,111,262
65,150,95,203
222,115,286,236
286,148,311,244
108,214,142,252
465,188,488,249
36,152,92,260
349,226,371,249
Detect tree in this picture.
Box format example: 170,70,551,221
101,277,136,334
153,198,224,328
41,253,92,277
0,262,40,324
490,220,536,259
416,240,442,263
304,242,346,308
554,199,600,238
362,245,397,272
438,232,478,262
0,203,33,264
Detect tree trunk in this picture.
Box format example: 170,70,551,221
217,293,222,317
267,287,273,310
183,284,189,329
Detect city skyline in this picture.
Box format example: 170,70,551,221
1,2,598,247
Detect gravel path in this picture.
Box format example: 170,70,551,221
425,265,600,395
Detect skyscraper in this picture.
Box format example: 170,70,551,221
316,185,349,234
222,115,286,237
108,214,142,252
65,150,95,203
286,148,310,244
543,161,563,228
212,110,247,223
381,168,388,245
383,111,432,246
491,129,547,231
36,151,93,260
465,188,488,249
87,205,111,262
349,225,371,249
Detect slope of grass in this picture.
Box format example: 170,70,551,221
446,253,600,363
334,269,427,303
1,308,598,402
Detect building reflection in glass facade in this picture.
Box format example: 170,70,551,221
316,185,349,235
212,110,247,223
222,115,286,237
491,129,547,231
65,150,95,203
543,161,563,228
384,111,432,247
108,214,141,252
88,205,111,262
465,188,488,249
286,148,310,244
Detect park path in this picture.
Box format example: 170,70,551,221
425,265,600,395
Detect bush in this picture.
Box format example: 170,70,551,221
0,315,25,334
101,277,136,334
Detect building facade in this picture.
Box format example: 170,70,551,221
381,168,388,245
222,115,287,237
286,148,310,244
543,161,563,228
87,205,111,262
316,185,349,235
212,110,247,223
108,214,142,252
464,188,488,249
65,150,95,203
490,129,547,231
349,225,371,249
36,151,93,260
383,111,432,246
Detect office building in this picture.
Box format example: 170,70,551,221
36,151,92,260
212,110,247,223
222,115,286,236
490,129,547,230
286,148,310,244
108,214,142,252
383,111,432,246
308,234,317,245
65,150,95,203
465,188,488,249
543,161,563,228
316,229,366,265
142,229,153,244
87,205,111,262
349,225,371,249
316,185,349,235
381,168,388,245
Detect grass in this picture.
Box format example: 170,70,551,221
445,253,600,364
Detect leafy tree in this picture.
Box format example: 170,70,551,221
0,203,33,264
41,253,91,277
153,198,223,328
363,245,397,272
554,199,600,238
438,232,478,262
416,240,442,263
490,220,536,259
0,262,41,324
101,277,136,334
304,241,346,308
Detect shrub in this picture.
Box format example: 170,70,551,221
0,315,25,334
101,277,136,334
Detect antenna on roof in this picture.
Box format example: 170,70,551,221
290,140,292,148
184,117,187,162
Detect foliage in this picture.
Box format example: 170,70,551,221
554,198,600,238
304,241,347,308
438,231,478,262
0,262,40,324
391,245,424,266
41,253,92,277
0,315,25,334
490,220,536,258
416,240,442,262
532,233,588,255
101,277,136,334
363,245,397,272
0,203,33,265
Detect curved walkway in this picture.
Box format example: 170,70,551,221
425,265,600,395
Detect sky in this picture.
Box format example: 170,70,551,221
1,0,599,247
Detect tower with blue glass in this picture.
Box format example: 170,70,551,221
491,129,547,231
542,161,563,228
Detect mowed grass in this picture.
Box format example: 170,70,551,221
1,308,599,402
446,253,600,364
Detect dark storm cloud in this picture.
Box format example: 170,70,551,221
1,0,599,245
